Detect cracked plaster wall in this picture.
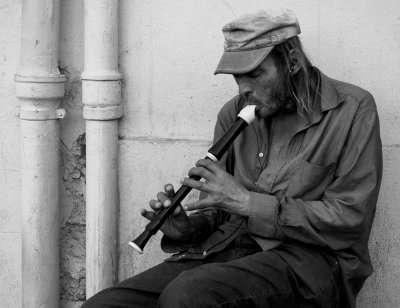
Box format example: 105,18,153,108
58,0,86,307
60,133,86,305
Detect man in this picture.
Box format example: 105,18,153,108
83,9,382,308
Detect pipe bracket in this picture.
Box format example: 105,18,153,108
16,107,66,120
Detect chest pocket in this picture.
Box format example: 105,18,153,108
286,158,336,200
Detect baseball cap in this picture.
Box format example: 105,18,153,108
214,9,301,75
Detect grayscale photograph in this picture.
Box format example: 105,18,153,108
0,1,398,307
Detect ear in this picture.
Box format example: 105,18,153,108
288,49,300,75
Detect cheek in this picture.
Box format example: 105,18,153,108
263,72,280,90
255,71,280,96
253,80,274,101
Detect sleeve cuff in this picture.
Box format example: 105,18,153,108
247,192,279,239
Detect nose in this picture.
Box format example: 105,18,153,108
234,75,253,98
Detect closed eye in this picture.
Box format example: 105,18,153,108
248,69,263,78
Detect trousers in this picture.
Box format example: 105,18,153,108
82,237,343,308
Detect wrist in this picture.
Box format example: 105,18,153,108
240,189,252,216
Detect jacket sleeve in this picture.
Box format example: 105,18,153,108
247,101,383,251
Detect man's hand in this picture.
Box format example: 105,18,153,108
181,159,251,216
141,184,194,241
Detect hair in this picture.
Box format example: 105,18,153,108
271,36,317,122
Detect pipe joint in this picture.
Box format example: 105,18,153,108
83,104,123,120
81,71,122,81
82,79,122,120
15,74,66,100
15,74,66,121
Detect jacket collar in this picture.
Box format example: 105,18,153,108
309,67,345,125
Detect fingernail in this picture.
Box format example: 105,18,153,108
183,205,188,211
180,177,185,183
165,200,171,207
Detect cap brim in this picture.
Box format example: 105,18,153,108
214,46,274,75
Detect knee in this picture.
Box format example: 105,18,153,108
81,294,99,308
81,291,107,308
81,288,119,308
158,271,207,308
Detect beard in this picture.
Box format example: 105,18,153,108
240,71,295,119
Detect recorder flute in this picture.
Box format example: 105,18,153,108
129,105,257,253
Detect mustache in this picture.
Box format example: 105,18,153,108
238,94,267,118
239,93,263,106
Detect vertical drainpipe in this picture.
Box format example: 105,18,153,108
81,0,123,296
14,0,65,307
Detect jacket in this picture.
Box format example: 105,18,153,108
162,68,383,308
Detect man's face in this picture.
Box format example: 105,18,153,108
233,53,289,118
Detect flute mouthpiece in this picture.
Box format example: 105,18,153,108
238,105,256,124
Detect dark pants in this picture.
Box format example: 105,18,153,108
82,239,343,308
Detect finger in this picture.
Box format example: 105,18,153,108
187,166,213,180
164,184,175,199
173,206,181,216
148,200,181,216
183,199,214,211
157,191,171,207
180,177,210,192
196,158,222,174
149,199,163,211
141,209,156,221
165,184,182,215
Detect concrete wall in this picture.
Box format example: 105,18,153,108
0,0,399,307
0,1,22,307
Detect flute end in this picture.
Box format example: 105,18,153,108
129,241,144,254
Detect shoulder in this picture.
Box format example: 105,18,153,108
329,77,378,120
